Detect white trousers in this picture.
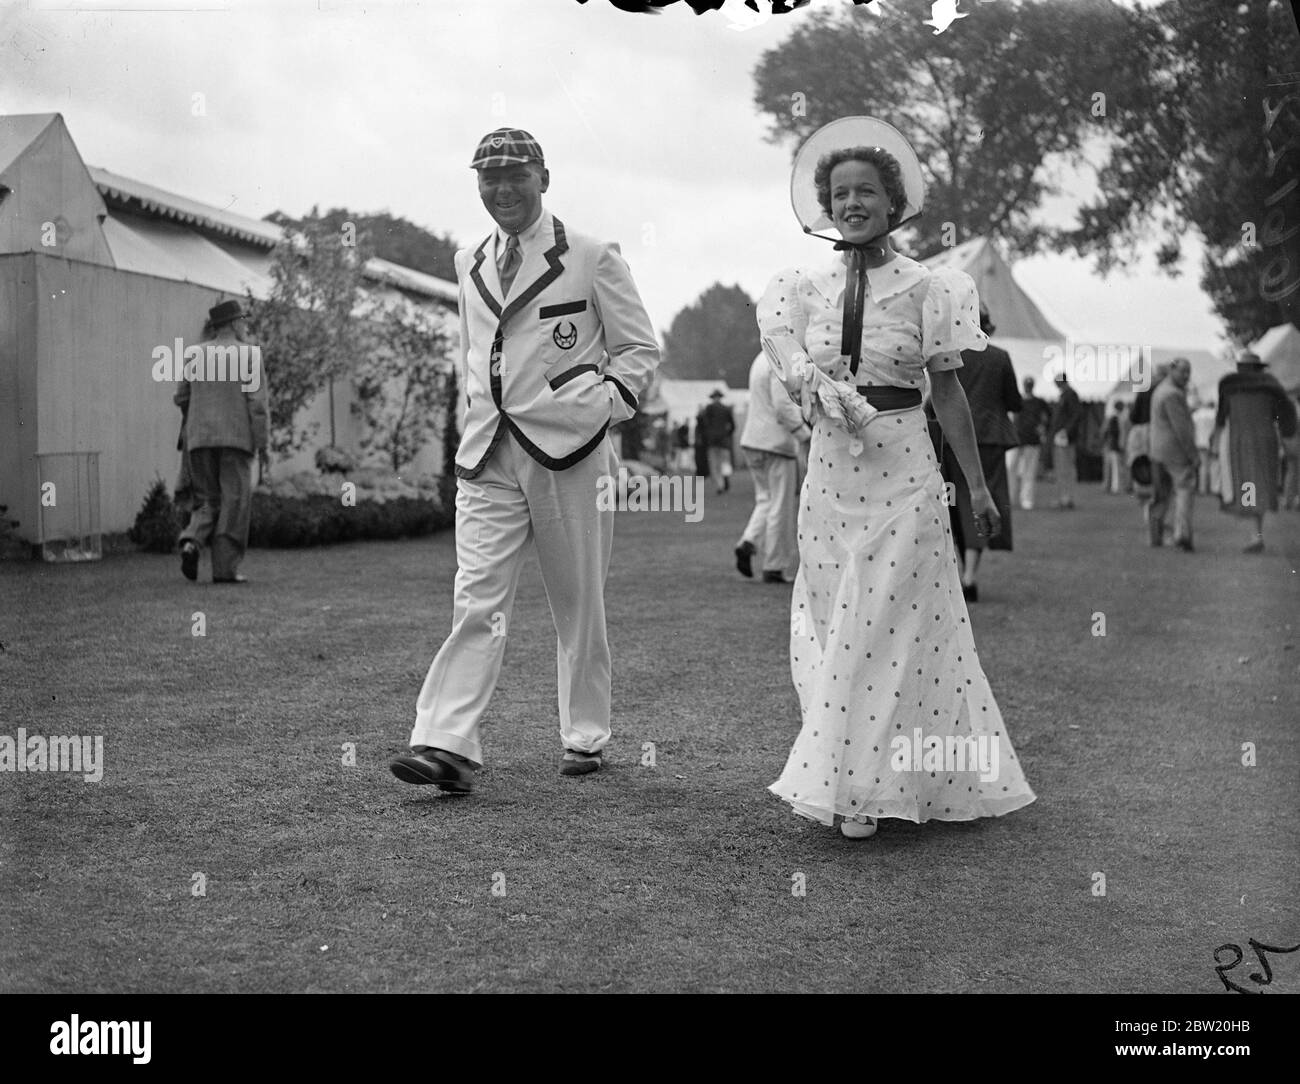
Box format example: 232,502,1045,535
409,432,617,766
740,448,799,575
1006,445,1041,510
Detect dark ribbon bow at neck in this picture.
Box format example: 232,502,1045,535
832,239,885,377
832,239,894,376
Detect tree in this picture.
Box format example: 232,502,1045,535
752,0,1156,259
438,366,461,518
0,502,24,559
127,477,179,554
246,209,373,456
662,283,760,388
266,208,459,281
352,298,457,472
1058,0,1300,344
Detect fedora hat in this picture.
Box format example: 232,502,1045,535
208,299,247,328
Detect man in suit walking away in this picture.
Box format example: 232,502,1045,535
176,300,269,584
699,389,736,494
391,128,660,793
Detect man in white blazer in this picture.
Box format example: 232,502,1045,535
391,128,660,793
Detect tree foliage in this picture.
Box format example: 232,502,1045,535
1059,0,1300,343
438,365,461,517
0,501,24,560
753,0,1154,259
127,476,178,554
267,208,459,281
353,298,457,473
661,283,760,388
247,209,373,456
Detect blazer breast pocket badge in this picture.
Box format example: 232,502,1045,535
540,300,586,350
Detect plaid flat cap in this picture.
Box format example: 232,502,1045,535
469,128,545,170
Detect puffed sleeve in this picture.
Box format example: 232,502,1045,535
922,268,987,373
757,268,809,347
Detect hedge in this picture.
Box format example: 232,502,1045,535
247,469,452,547
248,491,450,547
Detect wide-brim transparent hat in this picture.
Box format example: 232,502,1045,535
791,116,925,242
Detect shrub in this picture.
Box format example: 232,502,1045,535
129,477,180,553
0,502,27,560
248,486,450,548
315,445,356,474
264,470,337,500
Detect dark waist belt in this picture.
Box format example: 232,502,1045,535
857,385,922,411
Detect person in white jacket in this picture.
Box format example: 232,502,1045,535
735,352,811,583
390,128,660,792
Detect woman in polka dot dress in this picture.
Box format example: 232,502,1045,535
760,122,1036,839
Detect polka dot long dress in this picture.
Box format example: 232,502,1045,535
758,255,1037,827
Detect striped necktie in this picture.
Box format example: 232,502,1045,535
498,234,520,297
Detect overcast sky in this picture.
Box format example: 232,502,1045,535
1,0,1231,354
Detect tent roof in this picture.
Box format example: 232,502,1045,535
91,168,457,303
101,214,275,298
917,237,1234,403
366,255,458,305
0,113,58,176
919,237,1065,341
1,114,457,305
1251,323,1300,394
91,165,283,248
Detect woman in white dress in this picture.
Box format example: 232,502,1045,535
759,118,1036,839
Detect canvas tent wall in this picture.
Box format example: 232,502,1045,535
0,251,236,553
0,112,459,550
1097,345,1235,410
656,377,749,438
1251,323,1300,395
921,238,1230,405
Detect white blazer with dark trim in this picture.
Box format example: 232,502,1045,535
453,210,660,478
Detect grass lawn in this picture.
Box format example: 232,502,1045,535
1,467,1298,993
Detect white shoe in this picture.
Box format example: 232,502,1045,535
840,814,877,839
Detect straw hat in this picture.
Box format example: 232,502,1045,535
789,116,925,242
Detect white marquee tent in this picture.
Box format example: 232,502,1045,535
1251,323,1300,395
921,238,1229,405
